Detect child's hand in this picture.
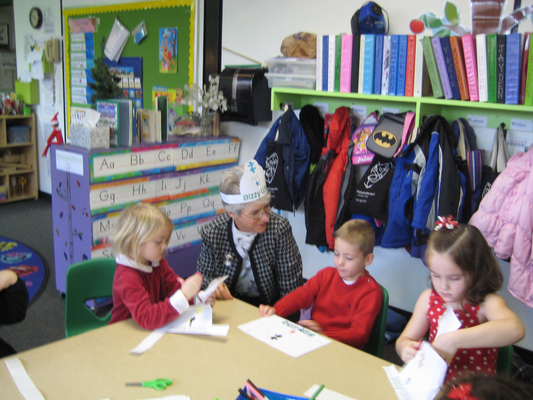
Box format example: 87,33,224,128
203,293,216,307
431,333,459,364
180,272,203,300
398,340,422,363
215,282,233,300
298,319,323,333
259,304,276,316
0,270,17,291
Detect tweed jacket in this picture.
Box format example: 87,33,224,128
197,212,304,306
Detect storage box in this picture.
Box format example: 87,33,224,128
265,73,316,89
70,124,110,150
265,57,316,76
7,126,30,143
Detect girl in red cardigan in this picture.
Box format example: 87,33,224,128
109,203,214,330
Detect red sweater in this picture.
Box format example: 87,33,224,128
273,267,382,349
109,258,183,330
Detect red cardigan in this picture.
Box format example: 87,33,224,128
273,267,382,349
110,258,183,330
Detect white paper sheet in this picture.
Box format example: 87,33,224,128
435,305,462,339
197,275,228,303
384,342,447,400
4,357,46,400
304,384,358,400
238,315,331,358
130,304,229,355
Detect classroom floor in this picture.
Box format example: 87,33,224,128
0,196,404,366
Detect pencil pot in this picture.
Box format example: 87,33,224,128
236,387,307,400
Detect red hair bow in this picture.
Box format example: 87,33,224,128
447,383,479,400
435,215,458,231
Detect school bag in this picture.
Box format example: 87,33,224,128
351,111,379,165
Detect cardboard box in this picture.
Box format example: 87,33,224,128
70,124,110,150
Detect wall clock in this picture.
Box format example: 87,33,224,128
30,7,43,29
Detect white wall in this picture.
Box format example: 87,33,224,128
222,0,533,351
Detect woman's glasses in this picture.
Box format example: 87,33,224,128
242,205,271,221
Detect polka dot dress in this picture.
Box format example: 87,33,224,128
428,290,497,383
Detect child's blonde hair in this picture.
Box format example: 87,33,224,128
426,223,503,305
110,203,174,268
333,219,375,256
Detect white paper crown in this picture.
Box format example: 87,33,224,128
220,160,267,205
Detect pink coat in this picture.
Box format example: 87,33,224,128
469,149,533,307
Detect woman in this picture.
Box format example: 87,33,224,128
197,160,304,314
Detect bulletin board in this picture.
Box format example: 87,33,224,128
63,0,195,134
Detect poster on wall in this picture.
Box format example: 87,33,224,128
159,27,177,73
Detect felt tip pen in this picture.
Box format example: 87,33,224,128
310,384,325,400
239,388,254,400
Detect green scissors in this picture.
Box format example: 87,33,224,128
125,378,173,390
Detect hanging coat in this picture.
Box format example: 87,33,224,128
255,107,311,211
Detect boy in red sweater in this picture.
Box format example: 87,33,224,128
259,219,383,349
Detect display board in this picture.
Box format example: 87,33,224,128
63,0,195,135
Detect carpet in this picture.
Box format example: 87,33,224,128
0,236,48,305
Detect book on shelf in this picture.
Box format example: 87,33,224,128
322,35,329,91
520,32,531,105
421,36,444,98
496,34,506,103
486,34,498,103
96,98,133,147
405,35,416,97
363,34,376,94
396,35,408,96
350,33,361,93
431,36,453,100
505,33,521,105
328,34,336,92
334,34,342,92
155,95,168,141
462,34,479,101
476,34,489,102
138,108,162,143
340,34,353,93
316,34,323,91
374,34,384,95
524,39,533,106
388,35,399,96
413,35,426,97
449,35,469,100
440,36,461,100
381,35,391,95
358,34,366,94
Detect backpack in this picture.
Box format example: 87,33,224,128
351,111,379,165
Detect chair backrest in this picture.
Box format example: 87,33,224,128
362,284,389,358
496,345,513,376
65,258,116,338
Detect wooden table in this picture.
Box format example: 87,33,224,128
0,299,398,400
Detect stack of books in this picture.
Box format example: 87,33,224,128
316,33,533,106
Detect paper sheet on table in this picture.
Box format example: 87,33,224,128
238,315,331,358
4,357,46,400
384,342,448,400
304,384,357,400
130,304,229,355
197,275,228,303
138,396,190,400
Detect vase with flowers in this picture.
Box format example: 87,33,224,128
180,75,228,137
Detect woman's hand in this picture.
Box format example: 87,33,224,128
215,282,233,300
259,304,276,316
298,319,323,333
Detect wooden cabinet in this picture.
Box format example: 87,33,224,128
270,87,533,131
0,114,38,203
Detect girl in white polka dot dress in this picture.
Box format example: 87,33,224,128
396,218,525,383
